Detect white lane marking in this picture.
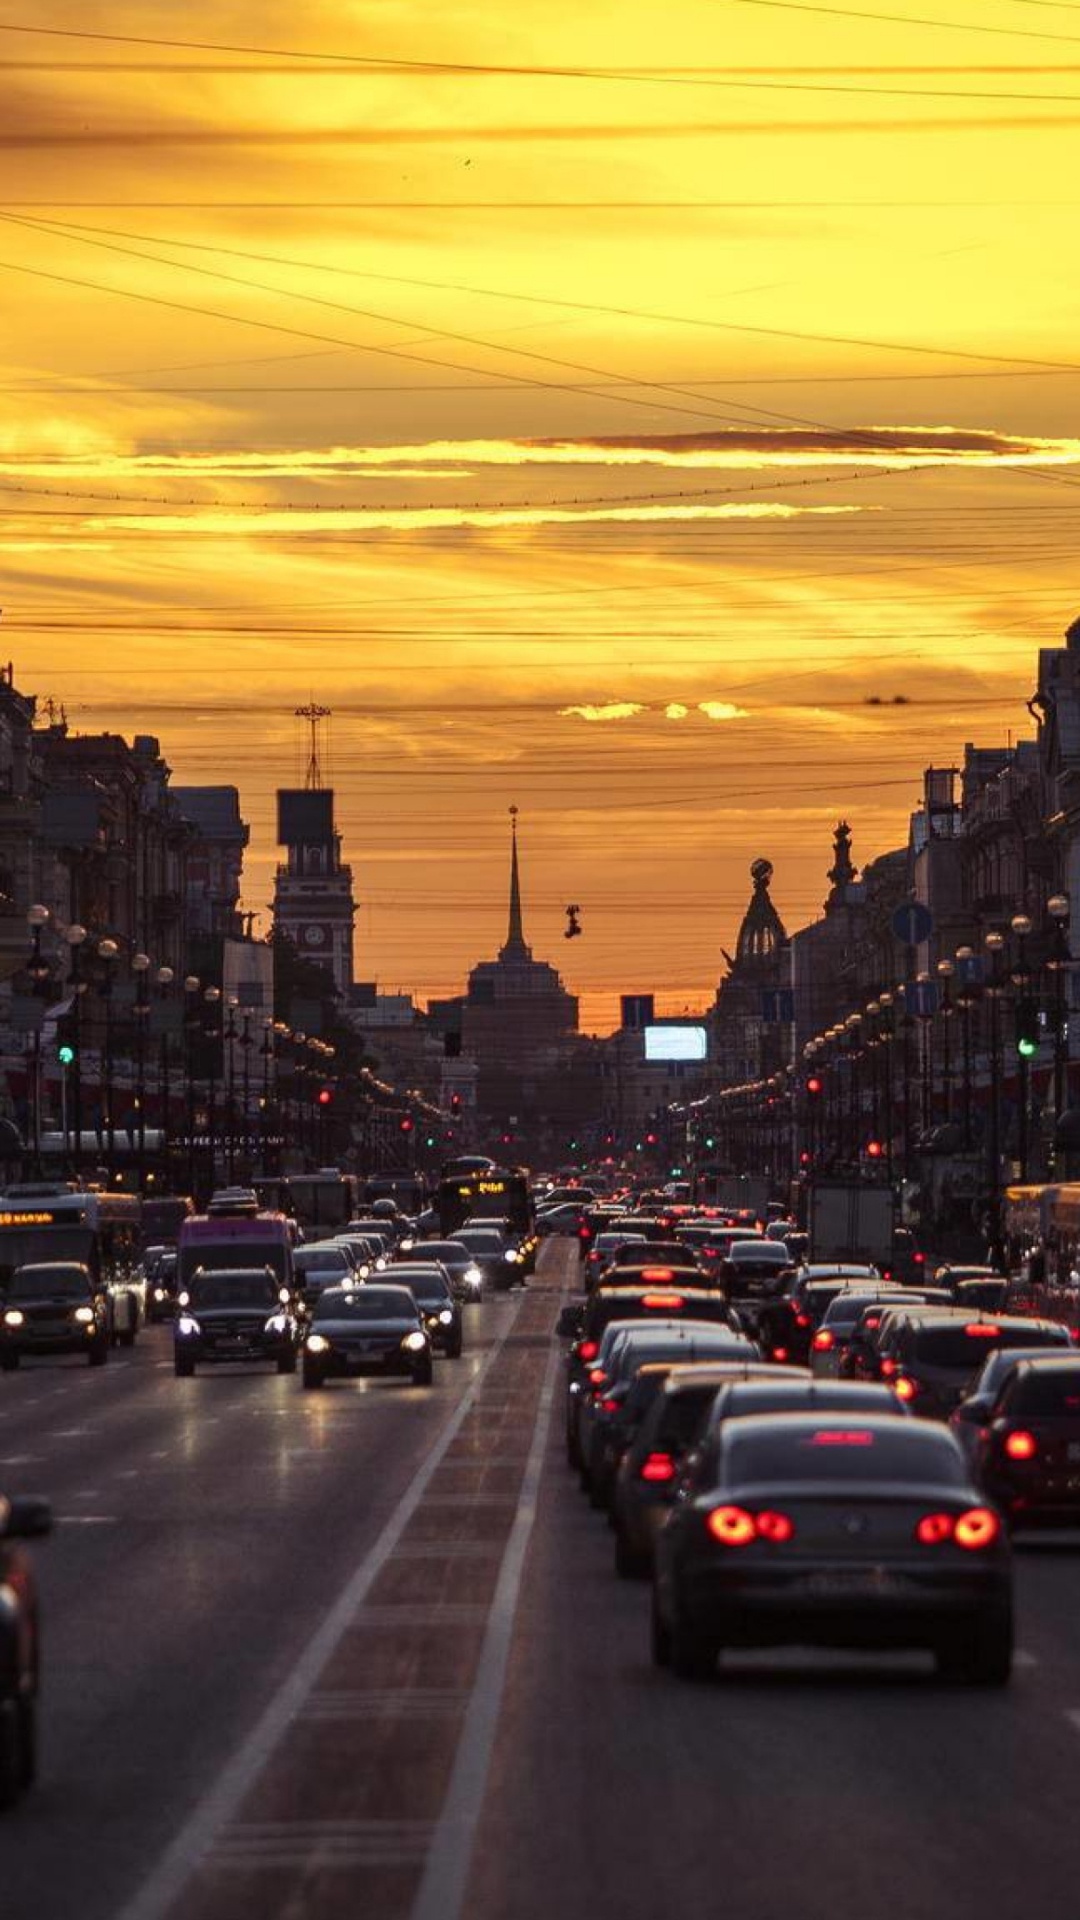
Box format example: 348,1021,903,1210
48,1427,97,1439
114,1292,524,1920
208,1820,436,1869
0,1454,43,1466
1066,1709,1080,1737
410,1338,560,1920
56,1515,119,1525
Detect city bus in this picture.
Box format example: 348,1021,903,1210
177,1202,295,1292
0,1186,143,1340
437,1167,533,1238
140,1194,196,1248
284,1171,360,1236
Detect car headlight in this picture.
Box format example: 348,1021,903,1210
399,1238,415,1253
153,1287,168,1301
464,1264,482,1284
73,1306,95,1324
264,1313,289,1334
3,1308,24,1328
438,1309,454,1325
504,1250,520,1263
177,1314,201,1337
375,1257,388,1271
403,1330,428,1352
305,1333,330,1354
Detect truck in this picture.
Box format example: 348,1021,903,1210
808,1181,896,1270
694,1169,770,1218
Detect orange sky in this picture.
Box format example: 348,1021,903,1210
4,1,1080,1030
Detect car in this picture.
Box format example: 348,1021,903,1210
949,1343,1076,1458
883,1312,1071,1418
0,1262,111,1369
146,1247,180,1322
757,1266,886,1365
951,1278,1012,1316
0,1492,51,1808
584,1231,648,1289
393,1263,463,1357
292,1242,355,1313
579,1323,758,1509
810,1290,940,1378
651,1412,1013,1684
559,1282,741,1462
535,1202,588,1238
965,1355,1080,1528
839,1294,956,1381
301,1284,434,1388
598,1245,706,1287
449,1224,526,1290
402,1239,484,1302
717,1243,795,1317
173,1267,298,1376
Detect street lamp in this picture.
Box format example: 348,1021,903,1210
64,922,87,1169
25,905,51,1169
155,966,174,1168
1009,914,1033,1181
132,952,151,1188
1048,892,1071,1127
223,994,239,1183
984,930,1006,1264
936,959,955,1128
97,937,119,1168
204,987,221,1190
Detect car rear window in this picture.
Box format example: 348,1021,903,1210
728,1422,964,1486
953,1283,1010,1312
912,1326,1048,1368
314,1287,416,1320
10,1267,90,1301
190,1273,277,1309
657,1385,725,1448
1013,1371,1080,1415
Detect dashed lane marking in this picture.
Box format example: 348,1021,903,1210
207,1821,436,1870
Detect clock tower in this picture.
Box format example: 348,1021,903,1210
272,708,356,998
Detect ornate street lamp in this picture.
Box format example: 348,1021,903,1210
97,937,119,1168
1047,893,1071,1126
132,952,151,1188
155,966,174,1166
25,904,51,1169
984,930,1007,1264
64,922,87,1169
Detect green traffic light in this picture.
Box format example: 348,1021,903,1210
1017,1037,1038,1059
57,1043,75,1066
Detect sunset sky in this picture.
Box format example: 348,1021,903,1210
4,0,1080,1030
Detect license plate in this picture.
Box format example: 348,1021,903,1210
803,1568,899,1596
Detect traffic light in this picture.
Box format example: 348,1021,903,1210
805,1075,823,1098
866,1139,884,1160
450,1093,462,1115
56,1012,77,1067
316,1086,334,1107
57,1040,76,1067
400,1116,414,1134
1015,999,1040,1059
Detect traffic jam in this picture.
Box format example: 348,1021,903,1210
0,1163,537,1809
552,1173,1080,1689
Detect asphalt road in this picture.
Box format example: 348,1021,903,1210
7,1238,1080,1920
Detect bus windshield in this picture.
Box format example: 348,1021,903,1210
0,1224,95,1288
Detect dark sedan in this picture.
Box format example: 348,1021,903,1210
970,1355,1080,1528
450,1224,526,1290
393,1263,463,1357
301,1284,433,1388
1,1262,110,1369
652,1412,1012,1683
0,1493,51,1808
401,1239,484,1303
173,1268,298,1376
579,1325,758,1509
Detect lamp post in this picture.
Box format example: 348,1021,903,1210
955,947,977,1150
156,965,174,1170
238,1012,254,1176
64,922,87,1171
132,952,151,1190
879,993,895,1180
25,904,51,1169
183,975,201,1195
1048,893,1071,1127
936,959,955,1128
985,930,1006,1265
223,995,239,1184
1009,913,1033,1182
97,937,119,1169
204,987,221,1190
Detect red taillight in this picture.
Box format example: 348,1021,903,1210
588,1367,607,1387
812,1329,834,1352
642,1292,685,1310
954,1507,1001,1550
755,1510,795,1543
1005,1428,1038,1461
639,1451,676,1483
640,1268,675,1283
913,1252,926,1265
597,1396,621,1414
772,1346,789,1362
579,1227,591,1240
864,1315,882,1330
704,1247,719,1258
880,1357,897,1377
794,1311,811,1329
965,1324,1001,1338
917,1508,999,1550
808,1429,874,1447
916,1512,954,1545
707,1505,757,1546
578,1340,599,1362
893,1375,916,1402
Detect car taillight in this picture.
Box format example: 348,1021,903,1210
965,1324,1001,1338
915,1512,954,1545
880,1357,897,1377
707,1505,757,1546
913,1251,926,1265
598,1396,621,1414
772,1346,790,1362
812,1330,834,1352
707,1506,795,1545
794,1311,811,1328
578,1340,599,1362
639,1451,676,1483
954,1507,1001,1550
864,1315,881,1330
642,1293,685,1310
1004,1428,1038,1461
588,1367,607,1387
893,1375,916,1401
641,1268,675,1283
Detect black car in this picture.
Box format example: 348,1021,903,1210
884,1312,1070,1417
292,1242,355,1314
0,1492,51,1808
560,1285,739,1467
0,1262,111,1369
579,1324,759,1509
652,1412,1013,1684
173,1267,298,1376
403,1239,484,1303
393,1263,464,1357
146,1248,180,1323
450,1224,525,1290
968,1355,1080,1528
301,1284,434,1389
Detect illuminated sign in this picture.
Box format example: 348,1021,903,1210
0,1210,64,1228
644,1024,708,1063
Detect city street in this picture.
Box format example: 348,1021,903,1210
3,1239,1080,1919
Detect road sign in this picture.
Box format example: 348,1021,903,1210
892,902,933,946
907,979,939,1018
955,952,984,987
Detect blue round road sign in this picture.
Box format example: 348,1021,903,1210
892,901,933,946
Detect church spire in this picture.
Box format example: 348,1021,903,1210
501,805,531,961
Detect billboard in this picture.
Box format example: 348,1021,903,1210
277,789,334,846
644,1024,708,1063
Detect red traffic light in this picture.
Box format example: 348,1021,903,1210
317,1087,333,1107
400,1116,414,1133
805,1076,823,1097
866,1139,883,1159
